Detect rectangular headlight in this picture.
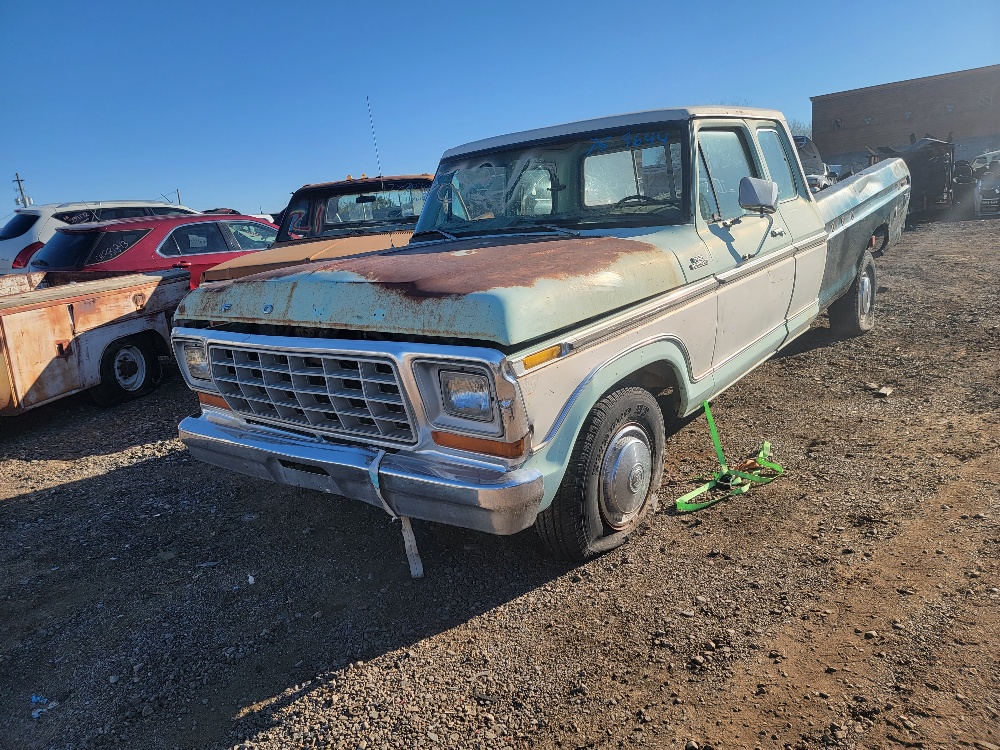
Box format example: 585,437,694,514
439,370,492,421
183,343,211,381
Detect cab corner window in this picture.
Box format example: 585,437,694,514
698,129,758,221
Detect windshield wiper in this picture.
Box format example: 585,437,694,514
614,194,672,206
538,224,579,236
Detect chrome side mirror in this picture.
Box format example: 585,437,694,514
738,177,779,214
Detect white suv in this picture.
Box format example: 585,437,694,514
0,200,199,272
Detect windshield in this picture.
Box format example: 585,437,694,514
415,122,689,238
278,182,431,242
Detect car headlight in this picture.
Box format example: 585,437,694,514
439,370,492,421
183,343,212,381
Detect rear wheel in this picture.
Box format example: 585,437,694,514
536,387,665,562
829,251,876,337
91,336,161,406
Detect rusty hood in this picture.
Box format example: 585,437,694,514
201,231,414,283
177,234,687,347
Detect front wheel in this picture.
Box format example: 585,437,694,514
829,251,876,337
536,387,665,562
91,336,161,406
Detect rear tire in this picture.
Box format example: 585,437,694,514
91,336,161,406
829,251,876,337
536,387,665,562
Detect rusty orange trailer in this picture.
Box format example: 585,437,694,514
0,270,189,416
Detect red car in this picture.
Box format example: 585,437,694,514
28,214,278,288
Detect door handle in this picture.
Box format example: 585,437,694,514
172,261,192,268
770,229,786,238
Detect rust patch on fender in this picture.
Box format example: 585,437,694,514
252,235,664,298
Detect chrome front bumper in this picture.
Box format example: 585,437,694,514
178,410,544,535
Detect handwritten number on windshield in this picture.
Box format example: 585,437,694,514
586,132,669,156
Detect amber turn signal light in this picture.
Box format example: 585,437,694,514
522,344,561,370
432,431,527,459
198,392,231,410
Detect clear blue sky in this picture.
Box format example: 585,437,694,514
2,0,997,215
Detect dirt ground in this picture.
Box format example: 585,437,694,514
1,219,998,750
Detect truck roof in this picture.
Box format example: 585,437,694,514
442,106,786,160
297,174,434,191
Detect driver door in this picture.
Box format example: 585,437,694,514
695,125,795,384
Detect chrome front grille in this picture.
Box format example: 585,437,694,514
209,345,416,444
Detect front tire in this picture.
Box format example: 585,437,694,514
829,251,876,337
536,387,665,562
91,336,161,406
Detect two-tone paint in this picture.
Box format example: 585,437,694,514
172,106,911,535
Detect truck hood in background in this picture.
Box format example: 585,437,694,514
201,230,414,283
178,233,687,347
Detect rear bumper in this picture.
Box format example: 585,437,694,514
178,410,544,535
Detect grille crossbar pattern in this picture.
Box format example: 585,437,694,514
209,345,416,444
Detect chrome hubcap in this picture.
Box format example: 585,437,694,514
113,346,146,391
859,271,873,321
599,424,653,530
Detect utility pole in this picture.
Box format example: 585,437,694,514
13,173,32,207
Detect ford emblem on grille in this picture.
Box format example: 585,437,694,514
262,304,273,314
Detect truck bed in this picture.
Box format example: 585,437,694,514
0,270,190,415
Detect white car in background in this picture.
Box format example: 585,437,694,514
0,200,199,272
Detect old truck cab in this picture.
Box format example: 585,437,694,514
200,175,433,284
172,107,909,561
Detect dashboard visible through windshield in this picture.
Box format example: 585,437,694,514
415,122,689,238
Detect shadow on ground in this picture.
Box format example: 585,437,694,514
0,448,569,749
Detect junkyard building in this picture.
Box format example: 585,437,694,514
811,64,1000,169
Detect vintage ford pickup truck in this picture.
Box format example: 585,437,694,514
172,107,910,561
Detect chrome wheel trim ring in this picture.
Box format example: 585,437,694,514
599,424,653,530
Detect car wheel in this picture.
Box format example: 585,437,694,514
91,336,161,406
536,386,665,562
829,251,876,337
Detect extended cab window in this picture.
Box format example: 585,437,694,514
161,223,231,256
698,129,758,221
757,129,798,200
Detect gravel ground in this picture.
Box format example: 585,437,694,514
2,219,998,750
